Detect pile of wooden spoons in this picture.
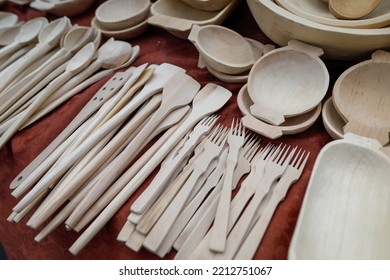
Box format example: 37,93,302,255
0,17,140,149
239,40,328,139
91,0,151,40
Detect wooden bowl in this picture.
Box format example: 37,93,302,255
289,133,390,259
238,84,321,139
247,40,329,125
188,24,256,75
322,97,344,140
247,0,390,60
95,0,151,30
275,0,390,28
332,50,390,146
30,0,94,17
179,0,232,11
148,0,241,39
91,16,149,40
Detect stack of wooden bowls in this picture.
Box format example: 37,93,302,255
238,40,328,139
91,0,151,40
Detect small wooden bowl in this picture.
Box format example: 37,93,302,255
95,0,151,30
238,84,321,139
91,16,149,40
180,0,232,11
188,24,256,75
247,40,329,126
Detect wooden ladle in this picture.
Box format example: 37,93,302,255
329,0,382,20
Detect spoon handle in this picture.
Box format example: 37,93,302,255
0,42,20,60
0,43,53,92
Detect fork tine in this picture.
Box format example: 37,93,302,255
282,146,297,167
274,144,287,163
297,151,310,172
291,148,302,166
246,141,260,162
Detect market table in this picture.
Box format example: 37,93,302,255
0,0,355,260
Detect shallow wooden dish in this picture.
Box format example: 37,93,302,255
289,133,390,259
95,0,151,30
247,40,328,125
238,84,321,139
332,50,390,146
91,16,149,40
247,0,390,60
148,0,241,39
275,0,390,28
30,0,94,17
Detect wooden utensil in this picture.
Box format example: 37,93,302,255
238,84,322,139
333,50,390,146
0,26,97,116
0,42,95,150
26,72,200,229
247,40,328,126
189,24,256,75
143,126,228,253
0,11,18,28
210,119,245,252
30,0,94,17
235,150,309,260
91,16,149,40
0,17,71,93
289,133,390,259
329,0,382,20
0,18,44,60
68,83,232,255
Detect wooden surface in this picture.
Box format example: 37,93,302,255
0,0,361,260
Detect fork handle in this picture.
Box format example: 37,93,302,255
233,193,282,260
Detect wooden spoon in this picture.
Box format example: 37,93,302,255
0,11,18,28
0,42,95,150
329,0,382,20
333,50,390,146
0,19,44,60
0,17,71,93
0,26,96,116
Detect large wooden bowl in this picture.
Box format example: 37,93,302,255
246,0,390,60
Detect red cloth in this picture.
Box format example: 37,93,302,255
0,1,354,259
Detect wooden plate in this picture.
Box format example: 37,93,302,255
333,50,390,146
275,0,390,28
289,133,390,259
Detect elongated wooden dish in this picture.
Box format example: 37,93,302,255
275,0,390,28
289,133,390,259
332,50,390,146
247,40,328,125
148,0,241,39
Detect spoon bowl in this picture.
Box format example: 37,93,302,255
0,12,19,28
95,0,151,30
